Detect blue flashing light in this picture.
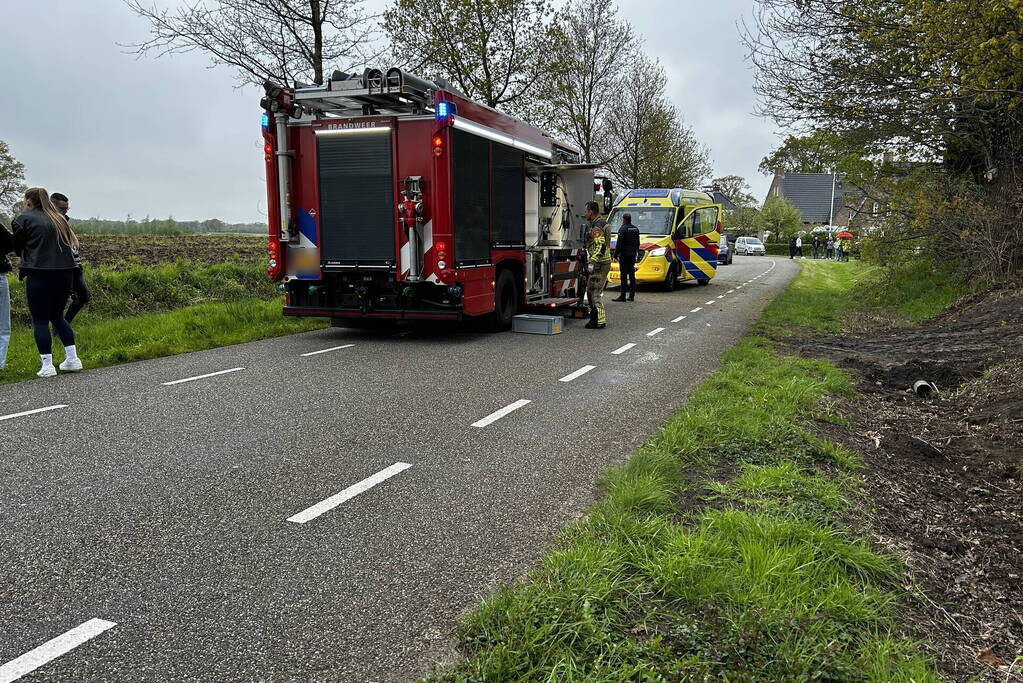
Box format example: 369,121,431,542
436,101,455,119
261,112,270,130
628,189,670,198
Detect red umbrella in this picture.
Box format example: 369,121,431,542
835,231,854,239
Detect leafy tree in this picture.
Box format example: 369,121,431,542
758,132,844,175
544,1,635,162
384,0,554,113
754,197,802,241
722,206,759,235
743,0,1023,177
0,140,27,218
602,54,710,189
711,175,757,208
125,0,377,87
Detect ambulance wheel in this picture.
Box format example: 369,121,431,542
661,265,678,292
697,278,710,286
490,269,518,331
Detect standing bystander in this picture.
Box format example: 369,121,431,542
12,188,83,377
52,193,90,322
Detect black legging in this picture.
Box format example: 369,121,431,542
25,270,75,354
65,268,91,322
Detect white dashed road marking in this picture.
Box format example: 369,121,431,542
611,343,636,355
287,462,413,524
0,619,116,683
161,368,244,386
647,327,665,337
690,307,703,313
717,295,725,299
301,344,355,357
704,300,716,305
727,289,735,293
559,365,596,383
471,399,532,428
671,315,687,323
0,405,67,423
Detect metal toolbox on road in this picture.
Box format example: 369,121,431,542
512,314,563,335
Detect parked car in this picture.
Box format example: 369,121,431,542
734,236,766,256
718,234,733,265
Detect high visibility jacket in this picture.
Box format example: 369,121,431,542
586,219,612,264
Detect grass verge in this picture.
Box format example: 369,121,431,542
1,298,326,384
431,261,937,681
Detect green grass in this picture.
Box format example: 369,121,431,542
1,298,326,384
430,261,937,681
754,259,872,336
6,260,273,326
859,259,974,323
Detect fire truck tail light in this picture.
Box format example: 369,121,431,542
436,241,447,252
437,251,446,260
433,135,443,157
264,143,273,155
437,260,446,269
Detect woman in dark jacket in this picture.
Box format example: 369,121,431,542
12,187,82,377
0,221,13,369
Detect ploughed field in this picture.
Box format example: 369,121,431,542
5,233,272,326
75,233,266,269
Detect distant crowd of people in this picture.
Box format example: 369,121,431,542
1,188,90,377
788,234,851,261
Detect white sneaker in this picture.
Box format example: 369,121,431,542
59,358,83,372
37,365,57,378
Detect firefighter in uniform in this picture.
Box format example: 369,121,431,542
583,201,611,329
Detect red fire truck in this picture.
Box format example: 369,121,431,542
259,67,605,328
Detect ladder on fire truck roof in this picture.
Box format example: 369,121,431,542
291,67,454,117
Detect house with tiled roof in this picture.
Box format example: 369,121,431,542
764,170,887,233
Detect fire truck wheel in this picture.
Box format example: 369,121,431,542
490,269,519,331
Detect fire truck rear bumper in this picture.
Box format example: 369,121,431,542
284,306,461,321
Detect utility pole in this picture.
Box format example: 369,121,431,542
828,169,836,230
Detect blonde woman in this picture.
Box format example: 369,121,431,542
12,187,82,377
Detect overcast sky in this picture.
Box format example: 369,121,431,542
1,0,780,223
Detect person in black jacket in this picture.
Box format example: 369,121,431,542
52,193,90,323
12,187,83,377
0,221,13,370
613,213,641,302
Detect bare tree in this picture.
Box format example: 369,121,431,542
124,0,379,87
545,1,635,162
601,55,710,190
384,0,555,114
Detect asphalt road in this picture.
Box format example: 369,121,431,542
0,256,796,682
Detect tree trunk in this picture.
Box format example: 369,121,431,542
310,0,324,85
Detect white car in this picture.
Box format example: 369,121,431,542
734,236,766,256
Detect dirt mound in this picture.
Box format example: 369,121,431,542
797,283,1023,395
796,284,1023,680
